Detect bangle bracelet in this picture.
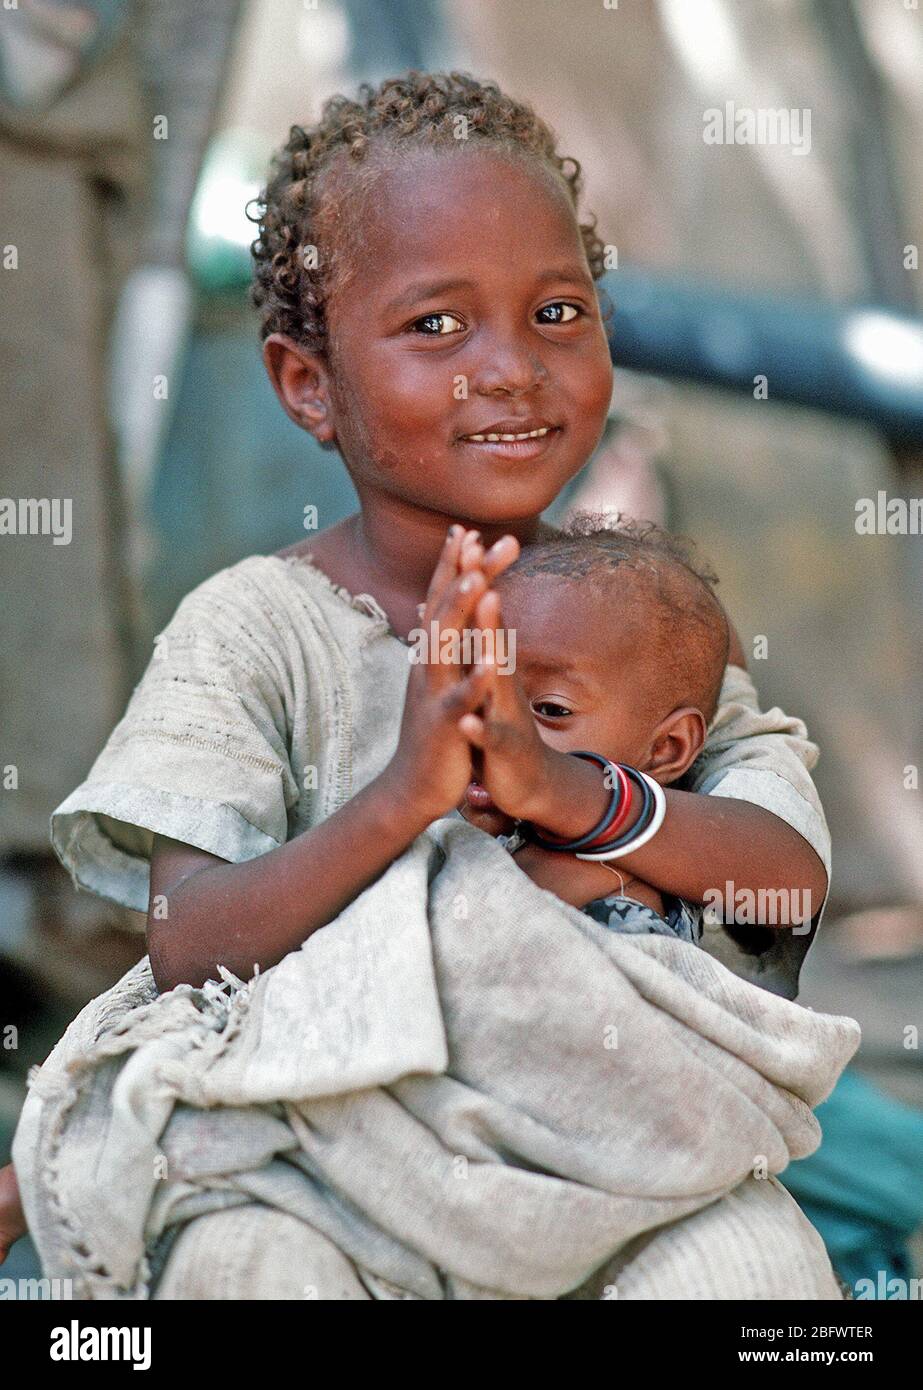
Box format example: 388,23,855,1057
575,771,666,861
528,751,627,852
580,764,634,847
573,765,652,857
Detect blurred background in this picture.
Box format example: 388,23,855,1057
1,0,921,1296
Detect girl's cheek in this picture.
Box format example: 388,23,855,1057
558,344,611,409
370,446,405,475
583,365,615,431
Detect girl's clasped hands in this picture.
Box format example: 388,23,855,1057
390,525,563,828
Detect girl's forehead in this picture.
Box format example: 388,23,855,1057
329,145,587,295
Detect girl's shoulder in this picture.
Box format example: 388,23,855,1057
168,539,386,640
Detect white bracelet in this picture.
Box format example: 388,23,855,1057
575,771,667,861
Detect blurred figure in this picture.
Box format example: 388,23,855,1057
0,0,240,978
0,2,146,862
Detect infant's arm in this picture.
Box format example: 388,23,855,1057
512,841,665,916
616,636,829,919
520,683,827,924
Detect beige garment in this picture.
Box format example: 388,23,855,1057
14,817,859,1301
153,1207,374,1301
568,1175,842,1301
152,1176,840,1301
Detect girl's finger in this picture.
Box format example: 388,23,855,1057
473,591,504,690
459,662,491,697
444,665,491,717
489,659,523,722
474,587,501,637
480,534,520,585
480,606,524,721
458,712,486,746
458,536,484,573
425,569,489,689
421,525,466,621
474,656,499,714
435,567,487,630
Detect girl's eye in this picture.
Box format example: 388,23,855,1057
532,700,573,719
537,302,580,325
411,312,465,336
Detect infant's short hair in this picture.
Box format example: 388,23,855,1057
502,512,730,723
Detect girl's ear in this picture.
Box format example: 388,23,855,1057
641,707,707,785
262,333,337,446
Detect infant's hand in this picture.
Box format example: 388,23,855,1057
457,586,556,822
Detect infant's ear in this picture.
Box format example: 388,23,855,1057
644,707,707,784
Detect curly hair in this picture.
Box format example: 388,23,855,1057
249,70,607,354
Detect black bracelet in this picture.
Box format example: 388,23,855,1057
525,750,624,853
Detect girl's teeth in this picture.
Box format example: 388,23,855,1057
466,427,551,442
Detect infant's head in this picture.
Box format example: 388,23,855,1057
461,514,729,833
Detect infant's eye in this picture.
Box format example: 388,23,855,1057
532,699,573,719
411,312,465,336
537,302,580,325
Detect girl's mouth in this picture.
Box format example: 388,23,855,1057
456,424,562,461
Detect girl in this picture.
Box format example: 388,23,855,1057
4,72,831,1293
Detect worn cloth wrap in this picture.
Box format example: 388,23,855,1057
14,817,859,1300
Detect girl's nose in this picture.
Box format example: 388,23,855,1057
472,342,549,397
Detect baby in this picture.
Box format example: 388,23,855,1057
454,514,729,943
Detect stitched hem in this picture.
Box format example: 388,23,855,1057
51,784,282,913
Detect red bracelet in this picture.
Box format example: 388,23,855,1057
582,764,633,848
537,761,632,848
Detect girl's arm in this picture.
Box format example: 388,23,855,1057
148,540,502,991
148,778,434,991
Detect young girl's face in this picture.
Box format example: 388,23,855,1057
320,146,614,526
